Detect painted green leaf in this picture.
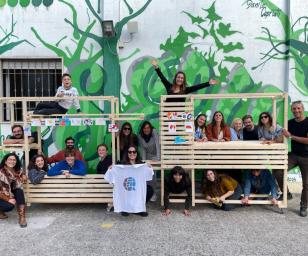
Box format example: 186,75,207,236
203,2,222,23
224,56,246,64
183,11,205,24
32,0,41,7
217,22,239,38
0,0,6,7
43,0,52,7
160,27,199,58
20,0,30,7
7,0,17,7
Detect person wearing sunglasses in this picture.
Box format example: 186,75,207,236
257,112,283,144
105,145,154,217
119,122,138,160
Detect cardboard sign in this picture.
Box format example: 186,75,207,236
168,122,177,133
108,123,119,132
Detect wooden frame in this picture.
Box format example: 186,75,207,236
160,93,289,209
0,96,144,205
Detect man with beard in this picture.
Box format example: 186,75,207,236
3,125,38,159
280,101,308,217
242,114,259,140
47,136,83,164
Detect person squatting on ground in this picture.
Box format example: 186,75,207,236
202,169,242,211
0,153,27,227
163,166,192,216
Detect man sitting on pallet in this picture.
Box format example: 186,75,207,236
47,136,83,164
3,124,38,159
33,73,81,115
47,149,86,177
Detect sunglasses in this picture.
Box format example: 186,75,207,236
123,127,131,131
128,151,137,154
261,115,268,119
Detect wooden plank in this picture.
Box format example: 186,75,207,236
27,198,113,203
162,159,287,164
27,193,112,198
29,179,111,184
43,175,106,179
27,184,112,188
25,188,113,193
193,150,287,155
162,165,287,169
193,142,287,149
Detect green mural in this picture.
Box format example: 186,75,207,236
0,0,53,7
123,1,284,134
30,0,152,171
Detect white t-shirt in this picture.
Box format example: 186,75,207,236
104,164,154,213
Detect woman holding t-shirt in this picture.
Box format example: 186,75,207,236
151,59,218,102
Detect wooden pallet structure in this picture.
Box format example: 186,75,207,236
160,93,289,208
0,96,144,205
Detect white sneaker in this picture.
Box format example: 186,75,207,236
150,193,157,202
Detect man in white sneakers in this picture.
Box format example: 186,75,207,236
33,73,81,115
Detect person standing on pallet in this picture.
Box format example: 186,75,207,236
33,73,81,115
151,59,219,102
280,101,308,217
0,153,27,227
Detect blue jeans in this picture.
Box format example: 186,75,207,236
0,188,25,212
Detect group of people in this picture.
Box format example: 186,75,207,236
0,63,307,228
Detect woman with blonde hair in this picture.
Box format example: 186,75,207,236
230,117,243,141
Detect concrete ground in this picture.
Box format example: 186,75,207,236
0,193,307,256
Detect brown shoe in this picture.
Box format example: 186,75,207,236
0,211,8,219
17,205,27,228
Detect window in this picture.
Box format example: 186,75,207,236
0,58,62,121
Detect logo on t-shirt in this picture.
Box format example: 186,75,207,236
123,177,136,191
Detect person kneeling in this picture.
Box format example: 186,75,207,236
242,169,278,206
47,150,86,177
163,166,192,216
202,169,242,211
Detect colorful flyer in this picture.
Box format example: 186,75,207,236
185,121,193,133
24,125,31,136
31,119,41,127
95,118,106,126
168,122,177,133
167,112,178,120
45,118,56,126
108,123,119,132
83,118,94,126
71,118,82,126
180,112,192,120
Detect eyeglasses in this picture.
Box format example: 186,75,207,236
128,151,137,154
261,115,268,119
123,127,131,131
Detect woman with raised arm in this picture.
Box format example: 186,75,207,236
257,112,283,144
206,111,231,142
151,59,218,102
0,153,27,227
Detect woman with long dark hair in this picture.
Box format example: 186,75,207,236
151,59,218,102
163,166,192,216
106,145,154,217
0,153,27,227
96,144,112,174
119,122,138,160
257,111,283,144
202,169,242,211
138,121,160,201
28,154,48,185
194,114,208,142
206,111,231,141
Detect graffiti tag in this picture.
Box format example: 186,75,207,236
246,0,281,18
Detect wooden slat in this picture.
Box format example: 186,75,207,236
162,165,287,169
30,179,111,184
27,184,112,188
25,188,112,193
27,193,112,198
27,198,113,203
193,150,286,155
163,155,287,160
